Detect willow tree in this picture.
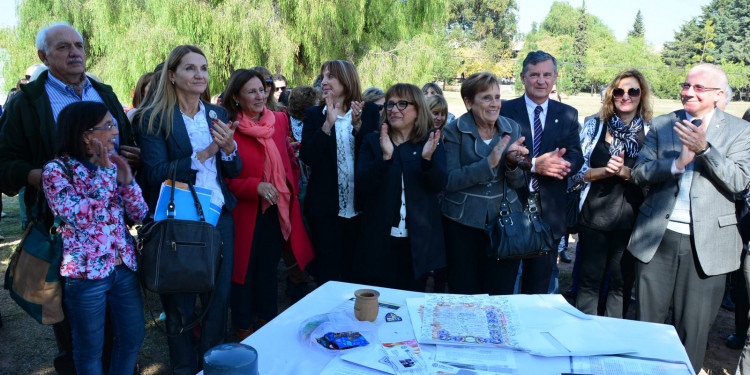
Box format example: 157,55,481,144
2,0,453,101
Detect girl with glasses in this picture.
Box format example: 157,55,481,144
571,69,653,318
42,101,148,375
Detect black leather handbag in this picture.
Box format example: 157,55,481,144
486,180,555,260
137,167,222,294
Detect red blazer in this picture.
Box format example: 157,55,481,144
227,110,314,284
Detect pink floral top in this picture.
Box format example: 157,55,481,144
42,155,148,280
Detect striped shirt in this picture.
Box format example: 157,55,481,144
45,72,120,145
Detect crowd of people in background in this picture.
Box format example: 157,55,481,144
1,21,750,375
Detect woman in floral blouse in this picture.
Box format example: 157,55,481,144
42,101,148,375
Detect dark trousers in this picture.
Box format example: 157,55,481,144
519,244,556,294
160,211,234,375
307,214,360,285
636,229,724,374
443,217,519,295
575,226,629,318
231,206,284,330
737,250,750,374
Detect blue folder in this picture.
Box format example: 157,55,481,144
153,180,221,226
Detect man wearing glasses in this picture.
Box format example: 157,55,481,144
628,63,750,373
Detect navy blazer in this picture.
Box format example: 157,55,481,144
299,101,381,217
500,96,584,238
138,103,242,214
354,132,447,282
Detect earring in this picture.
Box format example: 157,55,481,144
171,81,175,85
235,101,240,107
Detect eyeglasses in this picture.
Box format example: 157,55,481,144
375,104,384,112
613,87,641,99
385,100,415,111
679,83,721,93
88,123,116,131
275,86,286,92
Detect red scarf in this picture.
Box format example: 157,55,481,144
236,109,291,240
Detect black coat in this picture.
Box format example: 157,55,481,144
354,132,447,282
299,102,381,217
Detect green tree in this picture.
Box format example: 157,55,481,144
569,2,588,94
694,18,716,63
628,10,645,38
1,0,453,100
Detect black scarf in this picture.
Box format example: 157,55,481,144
607,115,643,158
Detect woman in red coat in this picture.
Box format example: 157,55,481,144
222,69,314,340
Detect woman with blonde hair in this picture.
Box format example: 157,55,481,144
571,69,652,318
135,45,241,374
426,94,449,130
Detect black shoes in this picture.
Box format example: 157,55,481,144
559,250,572,264
727,333,747,350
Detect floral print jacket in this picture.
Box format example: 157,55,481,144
42,155,148,279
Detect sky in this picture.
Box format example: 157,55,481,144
517,0,712,47
0,0,712,47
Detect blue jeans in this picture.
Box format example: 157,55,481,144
160,211,234,375
64,265,144,375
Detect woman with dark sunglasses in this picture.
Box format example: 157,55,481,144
354,84,446,290
571,69,653,317
299,60,380,284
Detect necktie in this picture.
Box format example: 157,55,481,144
532,105,543,191
691,118,702,127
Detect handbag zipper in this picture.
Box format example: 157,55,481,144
171,241,205,252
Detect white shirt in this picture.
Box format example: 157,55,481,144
323,106,358,218
183,102,237,209
524,95,550,191
667,109,715,235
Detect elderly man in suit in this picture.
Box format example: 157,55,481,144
500,50,584,294
629,63,750,373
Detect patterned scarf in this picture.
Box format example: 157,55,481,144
607,114,643,158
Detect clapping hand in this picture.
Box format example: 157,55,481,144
210,118,238,154
605,152,625,176
110,153,133,186
535,148,571,179
380,124,394,160
90,138,113,169
504,136,529,169
674,119,707,154
322,91,340,133
422,130,441,161
350,101,365,132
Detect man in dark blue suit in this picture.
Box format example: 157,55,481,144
500,50,584,294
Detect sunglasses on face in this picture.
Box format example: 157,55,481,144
613,87,641,99
679,82,721,93
88,123,116,131
385,100,415,111
275,86,286,92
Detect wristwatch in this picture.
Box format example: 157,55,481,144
696,143,711,156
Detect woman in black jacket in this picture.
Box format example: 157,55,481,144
299,60,380,284
354,83,446,290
